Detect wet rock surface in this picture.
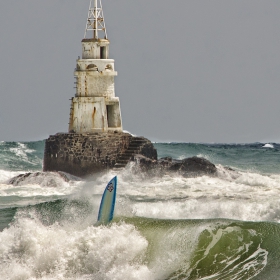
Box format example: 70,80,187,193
8,171,80,187
43,132,157,178
132,155,218,177
43,131,218,178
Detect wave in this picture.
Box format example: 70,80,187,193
1,140,280,279
0,140,280,174
0,171,83,211
0,206,277,280
2,163,280,222
122,169,280,222
0,140,45,171
154,142,280,174
0,166,280,279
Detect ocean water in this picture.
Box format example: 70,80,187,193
1,140,280,279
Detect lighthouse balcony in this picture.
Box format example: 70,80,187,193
76,59,115,72
74,70,117,77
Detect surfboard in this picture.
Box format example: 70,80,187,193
97,176,117,225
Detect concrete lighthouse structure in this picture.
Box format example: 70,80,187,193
43,0,157,177
69,0,122,133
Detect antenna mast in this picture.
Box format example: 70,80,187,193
84,0,107,39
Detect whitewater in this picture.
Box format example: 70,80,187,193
0,140,280,279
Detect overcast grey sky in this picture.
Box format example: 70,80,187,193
1,0,280,143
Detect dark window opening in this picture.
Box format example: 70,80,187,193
87,64,98,71
107,105,114,127
100,47,106,59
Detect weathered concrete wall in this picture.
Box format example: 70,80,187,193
81,39,110,59
43,132,157,178
69,97,122,133
75,66,117,97
76,59,115,72
71,42,122,134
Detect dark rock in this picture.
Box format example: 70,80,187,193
7,171,81,187
43,132,157,178
168,161,183,171
43,131,216,178
132,155,217,178
133,154,157,170
8,172,32,185
178,157,217,177
159,157,172,162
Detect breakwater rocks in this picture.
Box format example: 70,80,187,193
7,171,79,187
132,155,217,178
43,132,157,178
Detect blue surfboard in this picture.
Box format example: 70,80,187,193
97,176,117,225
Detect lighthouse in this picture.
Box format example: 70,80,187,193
43,0,157,177
69,0,122,133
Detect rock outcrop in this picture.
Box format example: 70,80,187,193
7,171,79,187
132,155,217,177
43,132,157,178
43,131,218,178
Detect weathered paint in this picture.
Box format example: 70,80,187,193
70,97,106,132
76,59,115,71
81,40,110,59
68,7,122,134
69,97,122,133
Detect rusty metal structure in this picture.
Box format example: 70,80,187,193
84,0,107,39
69,0,122,133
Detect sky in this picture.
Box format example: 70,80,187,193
1,0,280,143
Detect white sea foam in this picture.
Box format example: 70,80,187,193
123,130,136,137
0,164,276,279
0,206,267,280
0,170,83,208
1,141,278,279
0,181,82,198
178,155,186,160
0,202,202,280
0,147,41,174
2,164,280,222
262,143,274,148
10,143,29,159
94,166,280,223
196,153,211,160
0,169,23,183
0,216,152,280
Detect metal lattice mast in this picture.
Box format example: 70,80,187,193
84,0,107,39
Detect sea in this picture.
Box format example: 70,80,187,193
1,140,280,280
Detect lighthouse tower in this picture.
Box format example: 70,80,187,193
43,0,157,177
69,0,122,133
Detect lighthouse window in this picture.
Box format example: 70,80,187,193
100,46,106,59
107,105,114,127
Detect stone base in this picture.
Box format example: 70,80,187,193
43,132,157,178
